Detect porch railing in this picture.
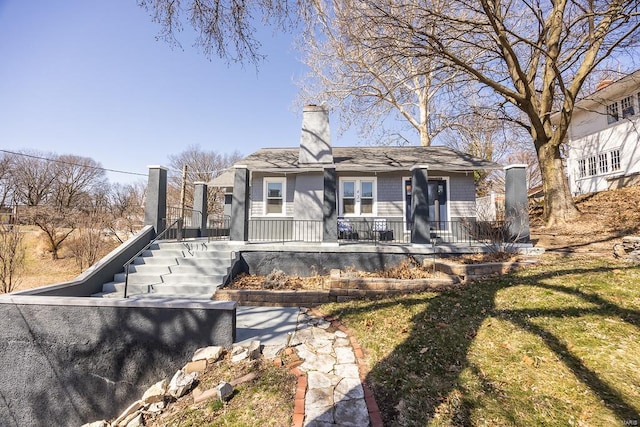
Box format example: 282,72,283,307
248,219,323,243
208,215,231,241
164,215,513,246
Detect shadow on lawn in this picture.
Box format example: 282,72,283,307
320,264,640,425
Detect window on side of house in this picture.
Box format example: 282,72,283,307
598,152,609,174
588,156,597,176
622,95,635,118
611,149,621,171
339,178,376,216
264,177,286,215
607,102,619,124
578,159,586,178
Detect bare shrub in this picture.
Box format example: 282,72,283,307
0,224,25,293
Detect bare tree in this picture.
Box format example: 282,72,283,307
10,150,56,206
68,214,114,272
328,0,640,226
50,155,108,210
167,145,242,216
297,0,473,146
137,0,297,65
0,224,25,293
106,182,146,241
28,206,76,260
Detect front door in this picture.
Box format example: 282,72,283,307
404,178,448,231
427,180,448,229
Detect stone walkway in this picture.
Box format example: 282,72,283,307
288,308,382,427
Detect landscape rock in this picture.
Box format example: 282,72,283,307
184,359,207,374
193,387,219,404
113,400,144,426
192,345,224,362
248,339,262,360
141,379,167,404
146,400,165,414
81,421,108,427
613,236,640,261
168,370,198,398
217,382,234,401
231,347,249,363
125,413,144,427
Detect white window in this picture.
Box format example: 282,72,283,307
598,153,609,174
263,178,286,215
578,159,586,178
611,149,621,171
588,156,597,176
339,178,376,216
622,96,635,118
607,102,619,124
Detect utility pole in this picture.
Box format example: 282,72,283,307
179,164,187,219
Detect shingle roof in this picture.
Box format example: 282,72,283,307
236,146,501,172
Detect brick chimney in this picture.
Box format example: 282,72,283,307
596,79,614,91
299,104,333,165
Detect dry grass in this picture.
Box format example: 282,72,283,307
320,254,640,426
146,351,297,427
9,226,119,292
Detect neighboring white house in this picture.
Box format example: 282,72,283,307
562,70,640,196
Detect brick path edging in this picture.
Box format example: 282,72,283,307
287,308,383,427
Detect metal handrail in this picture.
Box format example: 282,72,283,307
123,219,181,298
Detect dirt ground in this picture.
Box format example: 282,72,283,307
529,185,640,257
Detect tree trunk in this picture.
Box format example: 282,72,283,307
537,141,580,226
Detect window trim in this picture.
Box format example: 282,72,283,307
263,177,287,216
338,177,377,217
575,148,622,180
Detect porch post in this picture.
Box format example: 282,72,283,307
323,166,338,243
144,165,168,236
411,165,430,244
504,164,530,242
230,165,250,242
193,182,208,237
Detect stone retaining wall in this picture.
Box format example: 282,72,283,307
214,275,459,306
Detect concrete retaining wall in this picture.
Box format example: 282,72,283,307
239,250,432,276
14,226,155,297
0,296,236,427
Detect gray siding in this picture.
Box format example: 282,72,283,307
447,173,476,219
250,173,296,217
293,173,324,220
377,173,405,217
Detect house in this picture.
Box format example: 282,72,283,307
211,105,528,244
563,70,640,196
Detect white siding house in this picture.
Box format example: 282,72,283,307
563,71,640,196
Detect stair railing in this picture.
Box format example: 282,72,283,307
123,219,181,299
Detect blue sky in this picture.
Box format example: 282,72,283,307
0,0,353,184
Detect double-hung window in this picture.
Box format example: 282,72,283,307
598,153,609,174
622,96,635,118
607,102,619,124
264,177,286,215
611,149,621,171
339,178,376,216
588,156,597,176
578,159,587,178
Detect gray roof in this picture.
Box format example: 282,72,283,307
209,168,235,187
235,146,501,173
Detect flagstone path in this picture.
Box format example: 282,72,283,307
288,308,383,427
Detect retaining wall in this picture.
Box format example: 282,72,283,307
0,296,236,427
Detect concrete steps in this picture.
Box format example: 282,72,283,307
92,240,236,298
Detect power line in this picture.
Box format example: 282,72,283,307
0,149,147,177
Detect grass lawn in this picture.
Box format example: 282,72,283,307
320,254,640,426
